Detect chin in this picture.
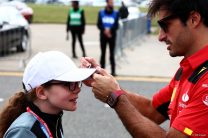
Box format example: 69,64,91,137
169,51,178,57
68,106,77,111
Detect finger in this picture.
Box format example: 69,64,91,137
92,73,104,80
84,57,100,68
92,88,104,102
80,57,91,68
91,81,96,87
96,67,109,76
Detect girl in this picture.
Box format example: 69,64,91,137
0,51,95,138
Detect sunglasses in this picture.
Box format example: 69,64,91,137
157,14,178,32
43,81,82,92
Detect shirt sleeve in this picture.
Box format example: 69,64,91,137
171,77,208,137
97,11,103,31
81,10,85,31
4,127,37,138
66,10,70,32
152,78,174,119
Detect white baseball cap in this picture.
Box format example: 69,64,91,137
23,51,96,92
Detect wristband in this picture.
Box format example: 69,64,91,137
106,90,125,108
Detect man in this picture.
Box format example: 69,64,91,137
119,1,129,19
66,0,86,58
81,0,208,137
97,0,119,76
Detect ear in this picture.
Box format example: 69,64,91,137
189,11,201,28
35,86,48,100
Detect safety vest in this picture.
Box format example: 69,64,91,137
69,8,82,26
100,9,118,29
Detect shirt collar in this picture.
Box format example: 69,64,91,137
180,45,208,70
29,102,63,123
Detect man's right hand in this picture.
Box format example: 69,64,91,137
104,28,112,38
80,57,100,87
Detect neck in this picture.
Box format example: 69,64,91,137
185,26,208,58
106,6,112,12
33,100,61,115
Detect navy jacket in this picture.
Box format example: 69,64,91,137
97,8,119,36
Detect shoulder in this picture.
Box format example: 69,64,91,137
4,112,37,138
113,10,119,17
192,72,208,93
10,112,36,128
99,9,105,13
80,8,83,11
114,10,119,13
4,127,37,138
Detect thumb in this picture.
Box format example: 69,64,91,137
96,67,109,76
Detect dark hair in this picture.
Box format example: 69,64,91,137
0,91,36,138
148,0,208,27
106,0,110,3
72,1,79,6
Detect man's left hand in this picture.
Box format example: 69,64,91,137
91,67,120,103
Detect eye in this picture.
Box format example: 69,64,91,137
62,82,70,87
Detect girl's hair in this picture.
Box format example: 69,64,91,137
0,90,36,138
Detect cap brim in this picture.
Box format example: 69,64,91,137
55,68,96,82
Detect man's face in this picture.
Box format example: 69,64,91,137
72,1,78,9
107,0,114,9
158,10,193,57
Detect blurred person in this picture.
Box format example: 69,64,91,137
81,0,208,137
147,14,152,34
66,0,86,58
0,51,95,138
119,1,129,19
97,0,119,76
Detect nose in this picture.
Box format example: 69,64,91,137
158,29,167,42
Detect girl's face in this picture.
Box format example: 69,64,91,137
43,81,81,113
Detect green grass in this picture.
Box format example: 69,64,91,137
28,4,104,24
28,3,159,34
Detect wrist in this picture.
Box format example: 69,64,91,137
106,89,125,108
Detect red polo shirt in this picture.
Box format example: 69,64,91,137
152,45,208,137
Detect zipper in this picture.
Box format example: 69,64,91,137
55,114,62,138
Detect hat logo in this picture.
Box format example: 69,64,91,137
202,94,208,106
182,91,189,102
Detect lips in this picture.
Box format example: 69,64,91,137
69,97,78,102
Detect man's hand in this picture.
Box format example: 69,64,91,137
104,28,112,38
91,67,120,103
80,57,100,68
80,57,100,87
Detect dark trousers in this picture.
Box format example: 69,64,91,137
71,30,86,57
100,34,116,75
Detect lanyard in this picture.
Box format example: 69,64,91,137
27,107,53,138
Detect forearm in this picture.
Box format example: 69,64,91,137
114,95,166,138
66,16,70,32
82,11,86,27
124,90,166,124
